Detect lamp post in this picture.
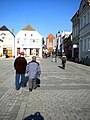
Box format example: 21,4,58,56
58,30,65,56
56,30,63,57
56,34,58,56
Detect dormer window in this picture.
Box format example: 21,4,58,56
0,33,6,39
1,33,6,36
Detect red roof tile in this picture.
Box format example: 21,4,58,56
47,34,55,39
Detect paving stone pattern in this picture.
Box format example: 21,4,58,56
0,58,90,120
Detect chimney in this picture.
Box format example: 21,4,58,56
12,28,14,33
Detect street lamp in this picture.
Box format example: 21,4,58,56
56,30,63,56
55,34,59,57
57,30,65,56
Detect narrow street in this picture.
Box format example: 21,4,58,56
0,57,90,120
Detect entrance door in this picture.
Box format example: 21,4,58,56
17,48,20,56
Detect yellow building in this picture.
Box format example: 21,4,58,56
0,25,15,58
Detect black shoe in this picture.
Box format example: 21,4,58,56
34,86,37,89
37,84,40,87
16,88,20,90
29,89,32,92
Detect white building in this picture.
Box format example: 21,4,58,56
15,25,43,58
0,25,15,58
59,31,71,53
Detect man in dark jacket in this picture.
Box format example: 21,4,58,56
14,52,27,90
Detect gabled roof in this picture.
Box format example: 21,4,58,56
0,25,9,31
22,24,36,31
71,10,79,21
0,25,15,37
47,34,55,39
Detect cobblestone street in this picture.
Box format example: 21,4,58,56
0,57,90,120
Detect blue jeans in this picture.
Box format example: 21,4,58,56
15,74,25,89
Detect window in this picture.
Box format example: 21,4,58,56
2,37,5,39
80,39,83,52
84,15,86,26
30,39,35,46
87,37,90,51
17,38,20,44
80,18,83,29
87,12,89,24
73,28,75,37
24,38,27,45
75,27,76,37
83,38,86,51
17,40,19,44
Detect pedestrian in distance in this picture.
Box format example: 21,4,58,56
61,52,67,69
14,52,27,90
44,49,48,59
52,50,57,62
26,56,41,92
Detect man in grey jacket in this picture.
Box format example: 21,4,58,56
26,56,41,91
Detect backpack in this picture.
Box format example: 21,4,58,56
36,78,40,84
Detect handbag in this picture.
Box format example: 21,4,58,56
36,78,40,84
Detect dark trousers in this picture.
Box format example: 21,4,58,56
28,78,37,89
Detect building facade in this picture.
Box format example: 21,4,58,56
71,11,79,60
60,32,71,55
15,25,43,58
0,25,15,58
63,33,72,60
71,0,90,65
79,0,90,65
46,34,55,52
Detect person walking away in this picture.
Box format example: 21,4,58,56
61,53,67,69
52,50,56,62
26,56,41,92
44,49,48,59
14,52,27,90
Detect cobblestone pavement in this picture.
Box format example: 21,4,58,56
0,57,90,120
